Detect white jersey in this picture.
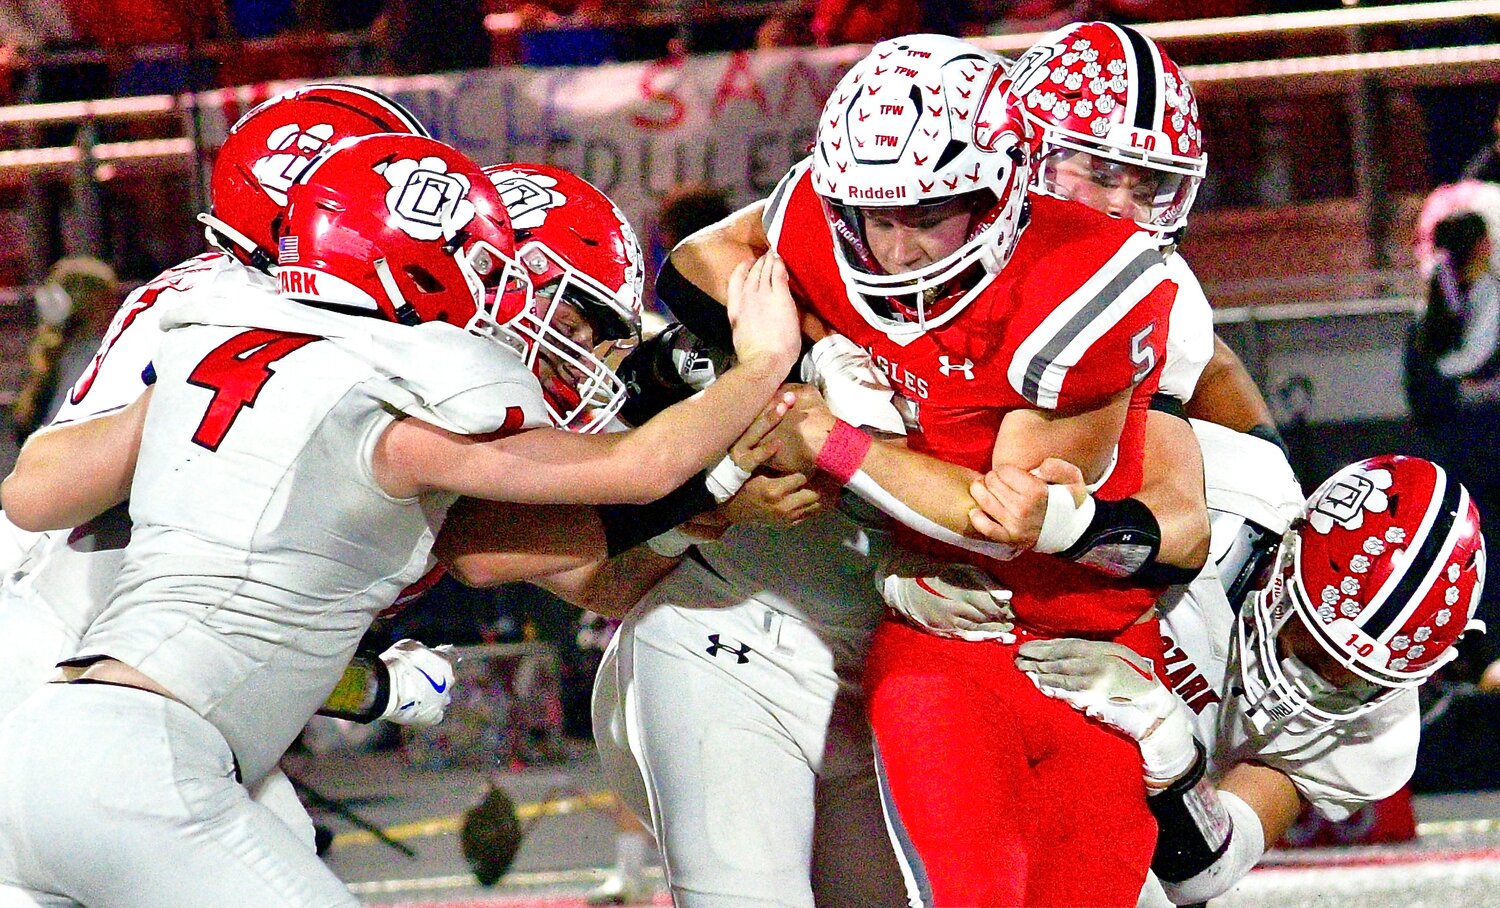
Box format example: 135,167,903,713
0,254,272,716
1157,252,1214,403
72,288,548,785
1157,421,1419,820
692,493,893,630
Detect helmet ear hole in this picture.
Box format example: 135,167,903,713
404,264,443,294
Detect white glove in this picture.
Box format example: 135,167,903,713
380,639,456,728
881,562,1017,642
1015,638,1198,787
801,334,906,435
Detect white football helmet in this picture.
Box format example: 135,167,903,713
811,34,1032,336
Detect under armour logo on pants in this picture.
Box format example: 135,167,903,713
705,634,752,664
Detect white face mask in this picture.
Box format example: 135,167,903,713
34,283,73,327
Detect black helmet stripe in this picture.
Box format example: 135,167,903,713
1361,467,1463,640
1120,25,1159,132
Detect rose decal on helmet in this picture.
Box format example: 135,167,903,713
379,157,477,243
1307,467,1393,534
488,171,567,231
250,122,337,205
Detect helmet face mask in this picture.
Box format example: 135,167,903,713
1036,147,1195,232
811,34,1032,334
1233,456,1487,735
1010,22,1205,239
485,164,645,434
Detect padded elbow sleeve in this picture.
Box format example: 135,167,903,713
596,473,718,556
656,259,733,353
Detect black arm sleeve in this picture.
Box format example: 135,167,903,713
596,473,718,556
1148,741,1234,884
656,258,734,353
1149,391,1187,420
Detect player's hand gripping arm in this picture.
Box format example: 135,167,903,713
2,386,153,532
968,408,1209,581
1016,638,1275,904
757,383,1130,558
377,252,801,506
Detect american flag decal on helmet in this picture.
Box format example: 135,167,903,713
278,235,299,264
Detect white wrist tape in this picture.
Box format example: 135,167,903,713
1162,789,1266,905
1035,484,1096,555
704,455,751,505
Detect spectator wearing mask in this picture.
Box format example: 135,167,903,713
12,256,120,442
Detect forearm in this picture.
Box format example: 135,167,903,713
667,201,768,306
1184,336,1275,434
532,545,681,617
435,499,607,588
1157,760,1291,904
2,388,151,531
1136,410,1209,571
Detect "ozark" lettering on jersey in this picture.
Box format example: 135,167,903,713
1159,632,1222,715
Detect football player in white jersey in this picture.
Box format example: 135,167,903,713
0,133,801,908
1013,451,1485,907
0,86,455,882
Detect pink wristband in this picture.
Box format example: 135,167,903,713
815,419,873,485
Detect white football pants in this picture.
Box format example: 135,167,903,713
0,683,350,908
593,560,906,908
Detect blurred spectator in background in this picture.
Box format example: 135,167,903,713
811,0,920,47
11,255,119,442
1407,180,1500,676
647,183,731,311
1463,99,1500,184
756,9,813,48
375,0,491,75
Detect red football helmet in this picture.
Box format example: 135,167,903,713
1238,455,1486,732
1009,22,1205,239
811,34,1032,335
200,83,429,269
484,163,644,432
277,134,530,339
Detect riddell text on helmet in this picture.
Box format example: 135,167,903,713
846,185,908,201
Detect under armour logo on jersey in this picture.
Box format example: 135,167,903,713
937,356,975,380
251,122,337,205
379,156,476,242
705,634,752,664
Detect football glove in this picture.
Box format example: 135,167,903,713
801,334,906,435
1015,638,1198,787
379,639,456,728
880,560,1017,642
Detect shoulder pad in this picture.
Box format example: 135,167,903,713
1007,229,1169,409
764,156,814,250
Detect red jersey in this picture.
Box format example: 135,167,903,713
766,159,1175,635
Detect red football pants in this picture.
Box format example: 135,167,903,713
866,619,1164,907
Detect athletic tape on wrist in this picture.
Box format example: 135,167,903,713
1035,485,1096,554
705,455,752,505
815,419,872,485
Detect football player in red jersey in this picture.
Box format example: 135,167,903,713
661,33,1210,907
